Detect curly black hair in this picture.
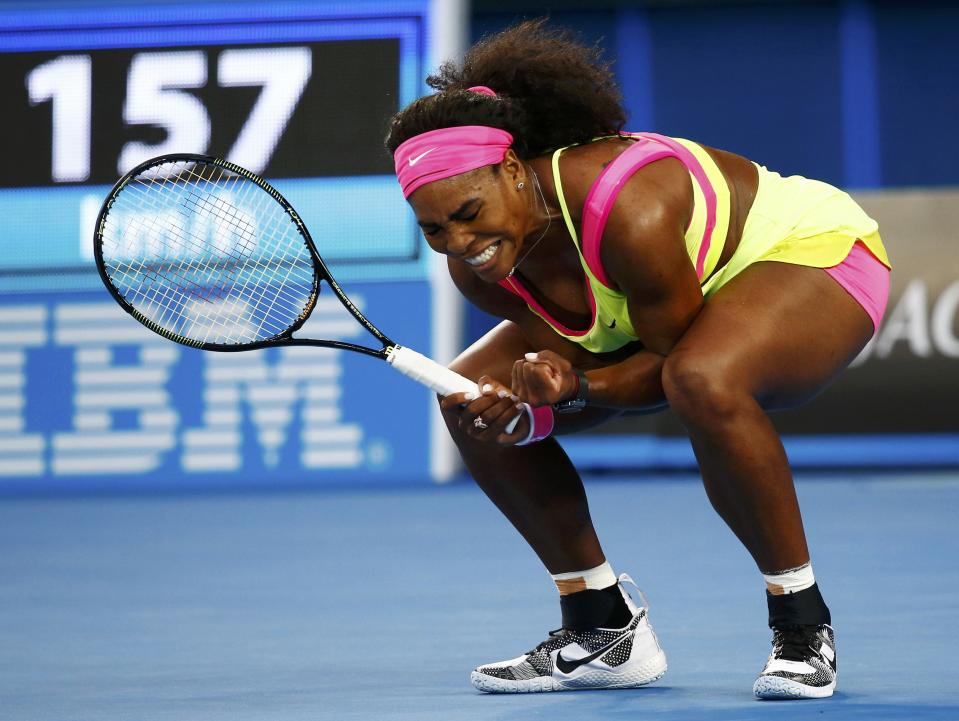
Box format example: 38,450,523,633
384,18,627,159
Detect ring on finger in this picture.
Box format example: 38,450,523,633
473,416,488,430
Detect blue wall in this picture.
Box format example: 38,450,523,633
874,1,959,187
474,1,959,192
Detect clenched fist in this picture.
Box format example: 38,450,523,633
511,350,579,407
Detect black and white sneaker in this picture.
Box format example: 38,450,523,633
470,574,667,693
753,624,837,699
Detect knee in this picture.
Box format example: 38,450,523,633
661,351,749,426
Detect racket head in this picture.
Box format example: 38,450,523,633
94,154,322,350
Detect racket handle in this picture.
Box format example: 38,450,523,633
386,346,523,436
386,345,478,396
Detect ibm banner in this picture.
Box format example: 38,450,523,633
0,282,434,489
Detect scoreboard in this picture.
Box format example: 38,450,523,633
0,0,460,490
0,1,431,289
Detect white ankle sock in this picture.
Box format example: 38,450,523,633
551,561,617,596
763,562,816,595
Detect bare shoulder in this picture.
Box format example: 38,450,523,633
553,137,695,289
544,137,633,221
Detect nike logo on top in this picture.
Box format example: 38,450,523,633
555,631,632,674
408,148,437,166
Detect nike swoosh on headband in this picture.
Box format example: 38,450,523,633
554,630,632,674
408,148,438,166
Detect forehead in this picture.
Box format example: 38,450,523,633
408,166,497,216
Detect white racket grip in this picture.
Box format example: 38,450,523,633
386,345,522,434
387,345,478,397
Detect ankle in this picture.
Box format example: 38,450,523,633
766,582,831,628
559,583,633,631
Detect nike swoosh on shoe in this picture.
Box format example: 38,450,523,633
555,630,632,674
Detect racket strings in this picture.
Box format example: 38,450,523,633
124,170,270,311
135,166,278,299
207,166,307,327
109,184,258,340
107,163,292,339
101,159,317,345
183,163,318,335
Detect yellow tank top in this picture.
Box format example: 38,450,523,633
498,133,729,353
497,134,887,354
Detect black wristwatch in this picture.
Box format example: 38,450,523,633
554,369,589,414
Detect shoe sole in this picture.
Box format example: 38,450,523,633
471,650,667,694
753,674,836,699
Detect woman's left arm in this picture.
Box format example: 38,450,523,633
514,172,705,409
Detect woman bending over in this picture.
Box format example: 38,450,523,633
386,19,890,700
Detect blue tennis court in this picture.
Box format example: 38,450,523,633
3,472,956,721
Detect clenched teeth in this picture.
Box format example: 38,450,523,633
465,241,500,266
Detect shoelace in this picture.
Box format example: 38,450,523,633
773,625,819,662
527,628,569,655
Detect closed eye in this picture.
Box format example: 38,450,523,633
418,199,481,236
450,200,481,222
421,212,479,236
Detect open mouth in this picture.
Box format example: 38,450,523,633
464,241,500,267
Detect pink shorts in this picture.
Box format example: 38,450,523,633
823,241,890,332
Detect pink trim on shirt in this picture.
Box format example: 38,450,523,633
499,275,597,335
581,133,718,286
643,133,719,279
496,133,720,337
581,144,673,287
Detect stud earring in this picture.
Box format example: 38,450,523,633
516,182,525,190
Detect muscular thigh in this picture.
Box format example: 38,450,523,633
672,260,875,409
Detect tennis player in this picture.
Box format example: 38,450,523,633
387,20,890,699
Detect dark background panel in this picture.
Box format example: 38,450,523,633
646,3,843,184
471,0,959,188
875,1,959,187
472,9,619,55
0,39,399,187
263,39,400,178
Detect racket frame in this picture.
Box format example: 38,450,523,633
93,153,396,359
93,153,494,415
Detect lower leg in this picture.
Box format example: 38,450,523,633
448,415,636,629
676,395,830,626
683,398,810,572
446,414,606,574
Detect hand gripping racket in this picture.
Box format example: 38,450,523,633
94,154,518,429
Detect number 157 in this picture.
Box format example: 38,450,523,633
26,46,313,182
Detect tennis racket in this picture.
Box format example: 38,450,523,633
93,153,517,429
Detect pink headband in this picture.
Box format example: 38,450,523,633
394,86,513,198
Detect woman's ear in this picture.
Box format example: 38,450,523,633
501,149,524,183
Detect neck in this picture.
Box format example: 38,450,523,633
508,166,559,277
